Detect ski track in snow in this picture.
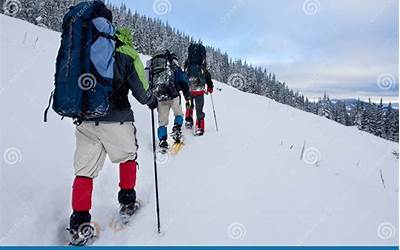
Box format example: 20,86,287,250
0,15,398,245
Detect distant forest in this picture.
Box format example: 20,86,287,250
3,0,398,142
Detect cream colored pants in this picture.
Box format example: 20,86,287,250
74,122,138,178
157,97,183,127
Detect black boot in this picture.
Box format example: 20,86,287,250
68,211,95,246
118,189,138,224
185,117,193,129
195,118,205,136
159,139,169,153
118,189,136,206
172,124,183,143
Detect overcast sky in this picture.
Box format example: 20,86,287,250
110,0,399,102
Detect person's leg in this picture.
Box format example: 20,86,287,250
194,95,205,134
171,96,184,128
171,96,184,142
185,96,194,128
194,95,205,120
97,122,139,207
157,100,171,144
118,160,137,206
119,161,137,191
71,123,107,231
70,177,92,232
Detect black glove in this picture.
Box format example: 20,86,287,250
147,94,158,110
183,91,191,101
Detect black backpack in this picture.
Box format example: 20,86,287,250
149,51,179,101
187,43,206,66
186,43,207,91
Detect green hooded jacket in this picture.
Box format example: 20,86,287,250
115,27,149,91
87,26,152,122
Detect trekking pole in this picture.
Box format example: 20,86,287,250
151,109,161,234
210,93,219,132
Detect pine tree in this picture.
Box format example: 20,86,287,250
384,103,399,141
10,0,399,142
318,93,333,119
374,99,385,137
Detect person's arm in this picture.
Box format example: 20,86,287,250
116,47,157,108
206,70,214,93
126,54,150,105
175,68,191,100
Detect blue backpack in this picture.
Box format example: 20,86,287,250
44,1,116,123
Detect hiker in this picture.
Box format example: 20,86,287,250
148,50,190,152
70,27,158,245
70,27,157,244
184,43,214,136
46,1,157,245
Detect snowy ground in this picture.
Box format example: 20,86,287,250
0,15,398,246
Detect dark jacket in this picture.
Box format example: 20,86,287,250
86,27,152,123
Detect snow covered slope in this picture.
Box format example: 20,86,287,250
0,15,398,246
